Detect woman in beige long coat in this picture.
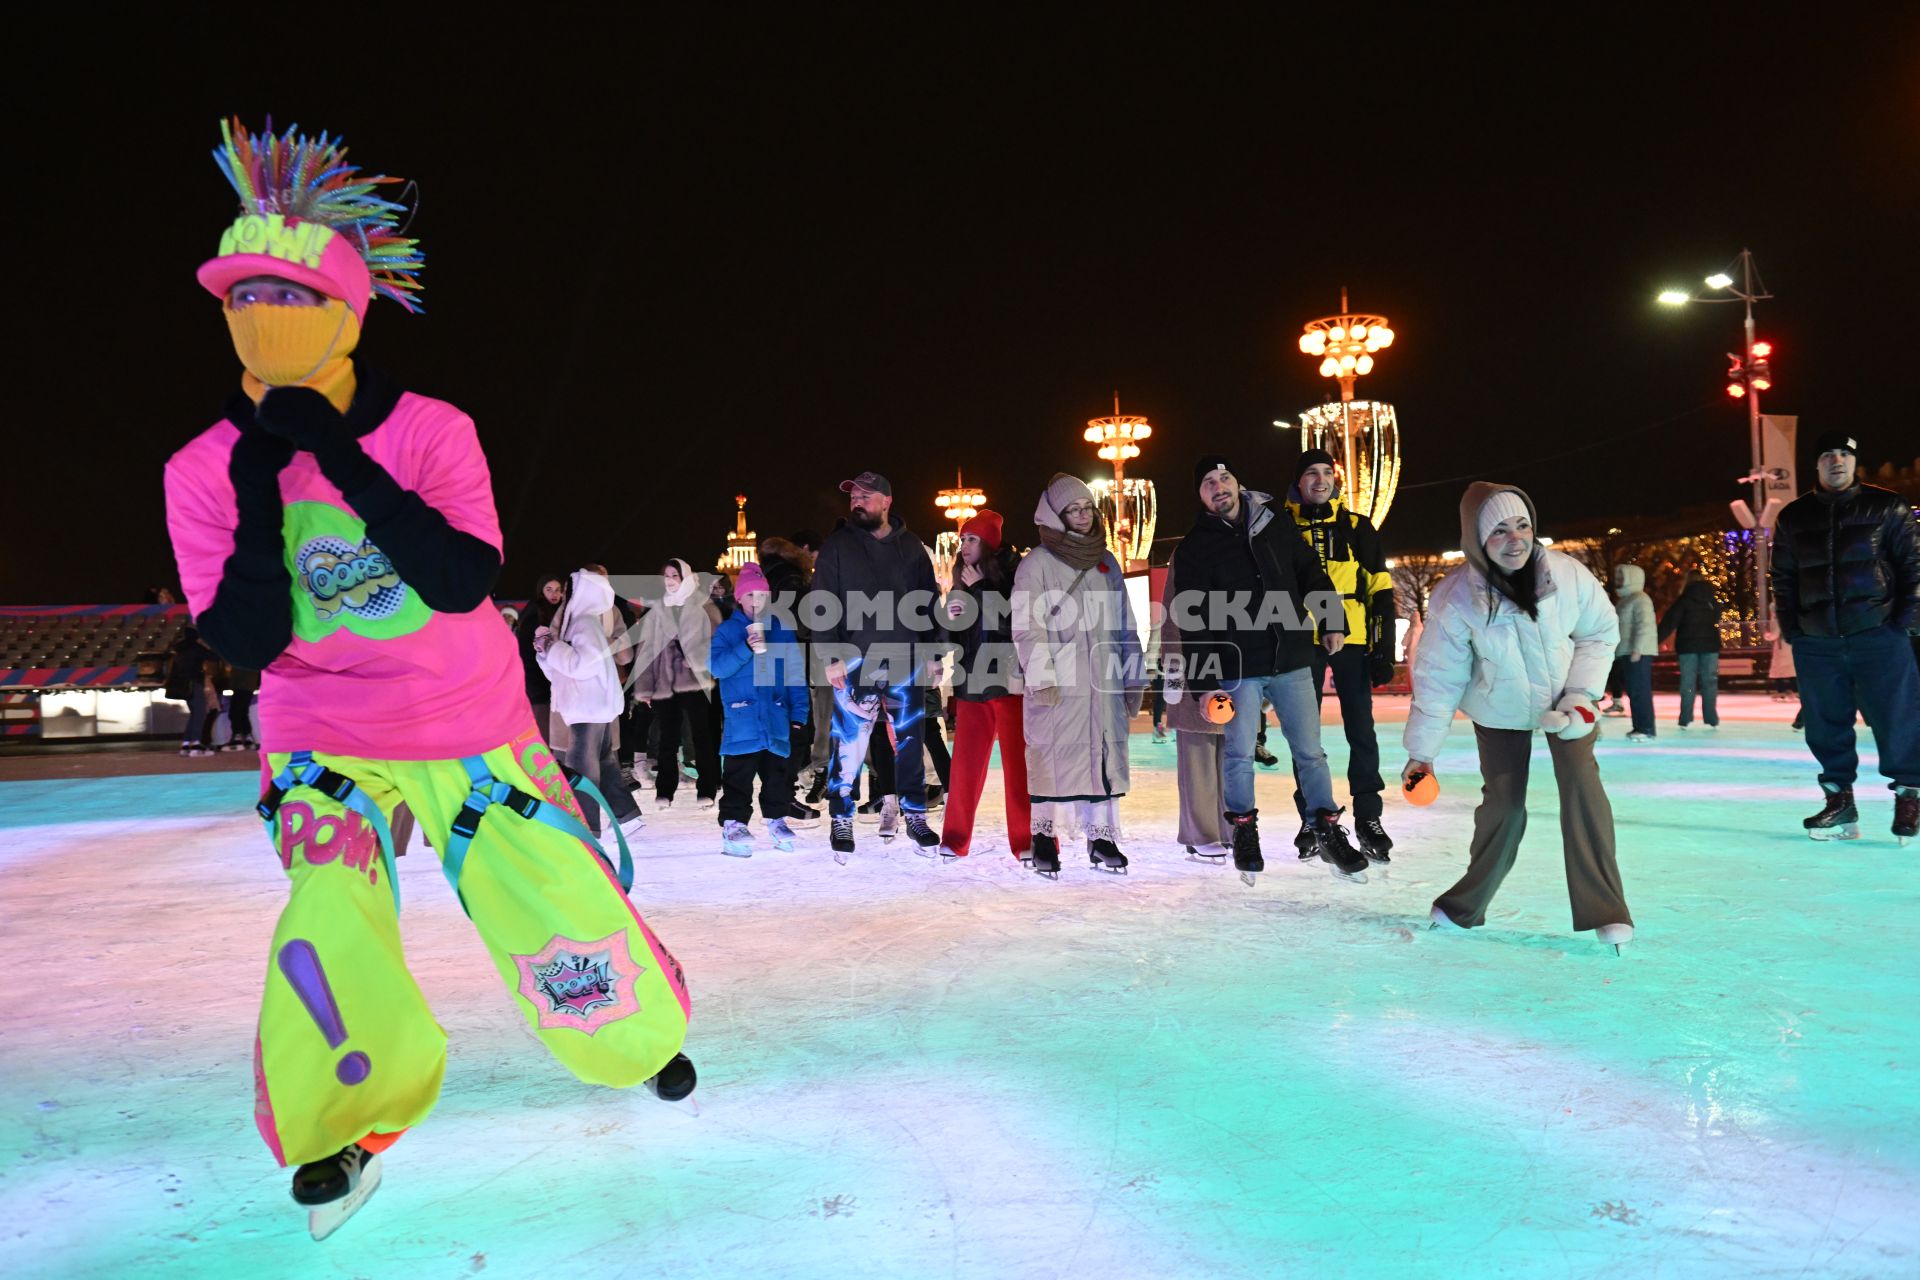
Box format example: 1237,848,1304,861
1012,474,1145,876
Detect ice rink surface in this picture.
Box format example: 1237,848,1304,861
3,694,1916,1279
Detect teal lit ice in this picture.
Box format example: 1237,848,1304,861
2,696,1915,1277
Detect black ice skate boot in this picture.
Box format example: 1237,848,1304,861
648,1051,698,1103
1354,815,1393,867
1804,784,1860,841
1089,838,1129,873
1253,742,1280,768
1894,786,1918,845
1311,808,1370,883
830,816,855,864
292,1142,383,1240
904,811,941,855
1031,833,1061,878
1227,809,1263,886
1293,818,1316,861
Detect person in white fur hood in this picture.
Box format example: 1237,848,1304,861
1403,483,1635,949
534,567,647,843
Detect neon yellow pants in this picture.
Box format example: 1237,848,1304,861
253,722,690,1167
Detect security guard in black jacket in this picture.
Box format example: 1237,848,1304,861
1770,429,1920,842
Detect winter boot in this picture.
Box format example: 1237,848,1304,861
1804,784,1860,841
1089,838,1128,872
1311,808,1369,882
1030,833,1061,878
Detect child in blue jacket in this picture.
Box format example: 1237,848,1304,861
709,562,810,855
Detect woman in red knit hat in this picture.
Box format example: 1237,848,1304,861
935,511,1030,859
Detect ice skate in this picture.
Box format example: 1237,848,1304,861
648,1051,698,1110
767,817,798,851
805,770,829,805
1227,809,1263,887
937,845,967,859
618,812,646,841
857,797,886,823
1804,785,1860,841
1625,731,1653,743
292,1143,382,1241
1311,809,1369,883
1185,844,1227,865
830,816,854,864
1596,922,1633,955
1088,839,1128,873
696,796,716,810
1894,786,1918,845
721,820,754,857
1030,833,1061,878
877,795,901,841
1293,819,1315,861
1428,905,1465,932
1354,815,1393,869
904,812,941,855
786,799,823,827
1253,742,1279,768
925,784,944,811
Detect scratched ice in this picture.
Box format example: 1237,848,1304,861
2,693,1915,1277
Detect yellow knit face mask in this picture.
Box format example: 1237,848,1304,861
225,299,361,388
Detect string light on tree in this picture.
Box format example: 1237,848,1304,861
1082,392,1157,569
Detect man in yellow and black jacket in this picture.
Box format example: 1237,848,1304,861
1284,448,1398,862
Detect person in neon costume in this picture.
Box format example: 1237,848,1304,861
163,120,693,1234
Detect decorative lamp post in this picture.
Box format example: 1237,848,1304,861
1294,290,1402,528
1082,393,1157,568
932,471,987,589
1656,249,1778,636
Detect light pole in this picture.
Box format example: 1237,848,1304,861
1294,291,1403,527
1083,393,1157,568
1657,248,1775,635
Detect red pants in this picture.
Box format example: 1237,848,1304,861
940,695,1030,857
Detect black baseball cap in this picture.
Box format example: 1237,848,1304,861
839,471,893,497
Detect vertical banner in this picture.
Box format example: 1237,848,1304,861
1761,414,1797,506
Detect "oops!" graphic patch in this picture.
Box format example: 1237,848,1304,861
283,501,432,642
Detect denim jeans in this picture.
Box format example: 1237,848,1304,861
1676,652,1719,726
1625,655,1655,736
1222,667,1333,816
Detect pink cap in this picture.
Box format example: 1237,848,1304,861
196,214,375,323
735,562,770,596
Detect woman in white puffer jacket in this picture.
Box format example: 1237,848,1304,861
534,567,646,842
1403,483,1634,949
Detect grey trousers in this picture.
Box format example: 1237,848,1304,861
1176,731,1231,849
806,683,835,776
1434,724,1632,933
562,719,641,835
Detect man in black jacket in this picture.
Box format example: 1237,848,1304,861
1169,455,1369,882
1770,429,1920,843
810,471,945,857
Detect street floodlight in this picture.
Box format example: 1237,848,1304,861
1657,289,1690,306
1705,272,1734,290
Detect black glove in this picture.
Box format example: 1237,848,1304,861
1369,650,1396,689
228,424,295,485
257,387,377,494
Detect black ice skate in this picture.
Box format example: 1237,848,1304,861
904,812,941,855
1895,786,1918,845
787,799,823,828
1253,742,1280,768
1227,809,1263,886
1030,833,1061,878
1088,839,1128,873
806,771,828,805
1354,816,1393,868
1804,785,1860,841
1311,808,1369,883
830,816,855,864
1293,819,1315,861
291,1142,382,1241
648,1051,698,1105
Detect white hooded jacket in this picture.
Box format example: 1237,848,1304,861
1404,483,1619,763
535,569,625,725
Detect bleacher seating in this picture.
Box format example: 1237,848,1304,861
0,606,189,691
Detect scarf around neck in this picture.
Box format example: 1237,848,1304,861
1038,515,1110,572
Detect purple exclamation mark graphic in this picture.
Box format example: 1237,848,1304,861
277,939,372,1086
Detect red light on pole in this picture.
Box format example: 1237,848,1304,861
1727,383,1746,398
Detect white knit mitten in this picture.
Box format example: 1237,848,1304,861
1540,692,1598,740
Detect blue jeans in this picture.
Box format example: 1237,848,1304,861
1794,625,1920,790
1222,667,1333,816
1625,655,1655,736
1676,652,1719,726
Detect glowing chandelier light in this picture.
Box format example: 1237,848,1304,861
934,470,987,525
1082,392,1157,568
1292,291,1404,529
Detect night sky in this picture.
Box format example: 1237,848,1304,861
9,10,1916,604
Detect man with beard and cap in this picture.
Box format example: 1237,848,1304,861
1169,455,1369,885
811,470,945,859
1011,474,1145,876
1770,430,1920,844
1404,483,1634,951
1283,448,1399,865
164,120,692,1236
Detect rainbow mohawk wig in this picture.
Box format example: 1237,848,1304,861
211,118,425,313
